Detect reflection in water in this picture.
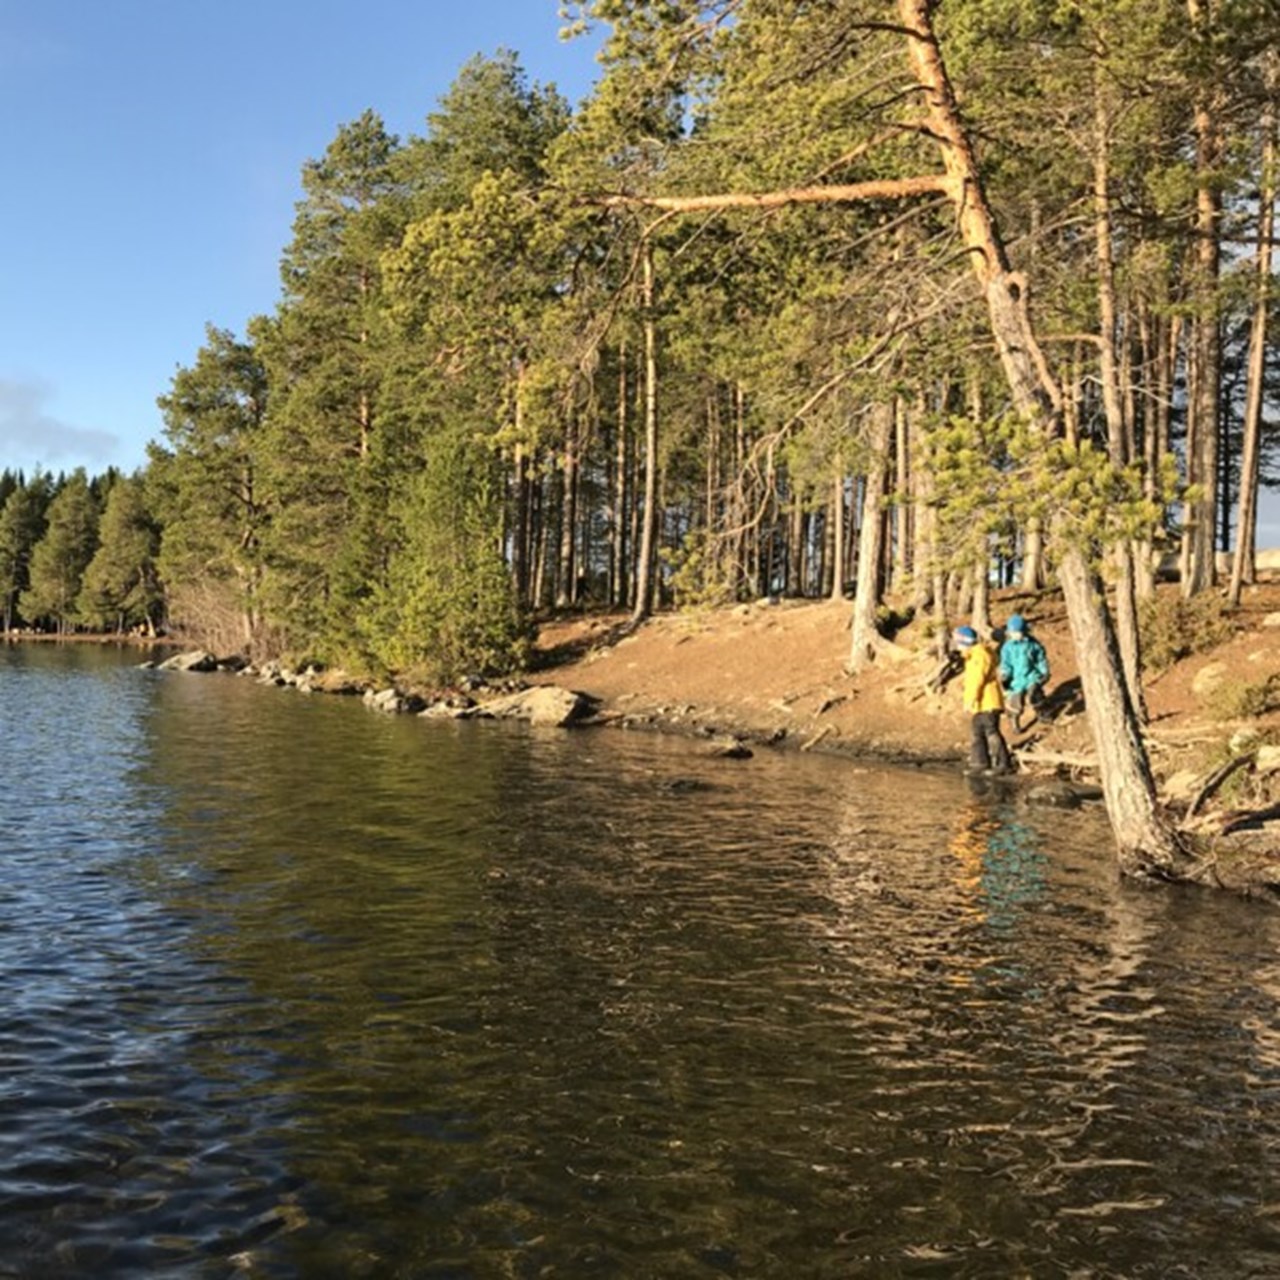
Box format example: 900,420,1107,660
1251,962,1280,1074
947,792,1047,932
0,647,1277,1277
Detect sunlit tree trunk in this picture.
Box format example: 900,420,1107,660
893,397,911,591
1093,59,1148,723
732,385,748,599
848,404,891,672
631,241,660,624
827,468,844,599
1182,0,1222,597
530,472,550,611
1228,65,1276,607
556,419,579,608
786,476,804,597
705,391,719,589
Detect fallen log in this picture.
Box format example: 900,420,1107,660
1014,748,1099,773
1187,751,1257,819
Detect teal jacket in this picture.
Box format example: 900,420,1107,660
999,634,1049,694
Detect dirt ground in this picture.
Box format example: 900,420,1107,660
530,580,1280,803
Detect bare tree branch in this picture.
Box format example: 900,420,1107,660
590,174,955,214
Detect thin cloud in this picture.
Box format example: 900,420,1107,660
0,377,118,469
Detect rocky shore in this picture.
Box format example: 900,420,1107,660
148,580,1280,836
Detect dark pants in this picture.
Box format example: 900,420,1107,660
970,710,1012,772
1006,684,1044,727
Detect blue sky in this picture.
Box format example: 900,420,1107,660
0,1,600,479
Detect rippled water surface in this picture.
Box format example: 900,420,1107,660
1,643,1277,1278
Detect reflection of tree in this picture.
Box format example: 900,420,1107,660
1248,962,1280,1074
124,682,516,1263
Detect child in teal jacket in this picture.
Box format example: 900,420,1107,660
998,613,1050,732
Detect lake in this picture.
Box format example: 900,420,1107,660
0,643,1276,1277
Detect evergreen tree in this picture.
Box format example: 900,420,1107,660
258,111,409,658
21,470,99,634
0,474,51,631
361,425,525,683
77,474,160,634
405,49,569,213
152,325,271,653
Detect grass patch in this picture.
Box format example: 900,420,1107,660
1203,674,1280,722
1139,593,1236,670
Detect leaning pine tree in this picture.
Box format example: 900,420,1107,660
570,0,1215,881
896,0,1196,880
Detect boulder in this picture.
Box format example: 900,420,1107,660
1024,781,1085,809
157,650,218,673
1191,661,1229,699
363,687,426,715
477,685,597,727
420,700,475,719
1257,746,1280,776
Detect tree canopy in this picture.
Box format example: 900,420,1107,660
12,22,1277,730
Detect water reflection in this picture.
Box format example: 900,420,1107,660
947,792,1047,932
0,647,1276,1277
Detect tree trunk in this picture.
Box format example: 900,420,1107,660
531,472,550,611
1183,0,1222,597
732,384,749,599
786,478,803,597
705,390,719,590
556,421,578,609
631,241,660,624
1057,550,1187,877
611,343,630,608
1228,69,1275,607
893,397,911,591
1134,305,1158,598
848,405,891,672
511,359,534,606
1093,60,1148,722
899,0,1189,872
830,469,845,600
970,559,991,636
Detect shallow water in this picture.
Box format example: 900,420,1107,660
0,643,1276,1277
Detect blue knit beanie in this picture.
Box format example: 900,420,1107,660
954,625,977,647
1007,613,1026,637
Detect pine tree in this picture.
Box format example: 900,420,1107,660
258,111,409,657
0,474,51,631
152,325,271,653
21,470,99,634
77,474,160,634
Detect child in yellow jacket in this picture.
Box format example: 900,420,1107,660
954,625,1013,775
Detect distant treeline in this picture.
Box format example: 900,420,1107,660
5,5,1278,684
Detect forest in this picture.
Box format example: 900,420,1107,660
1,1,1277,873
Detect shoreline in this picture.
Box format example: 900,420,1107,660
34,582,1278,831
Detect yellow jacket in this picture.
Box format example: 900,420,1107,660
962,642,1004,714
